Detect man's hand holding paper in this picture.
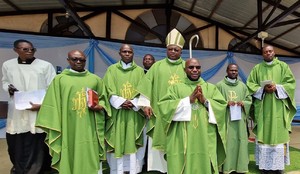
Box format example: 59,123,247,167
14,89,46,110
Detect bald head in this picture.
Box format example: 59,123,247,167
185,58,201,81
68,50,85,58
185,58,200,66
119,44,134,64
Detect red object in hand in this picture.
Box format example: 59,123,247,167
87,89,99,107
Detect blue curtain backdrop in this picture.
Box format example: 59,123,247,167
0,33,299,123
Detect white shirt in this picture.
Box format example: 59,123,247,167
2,58,56,134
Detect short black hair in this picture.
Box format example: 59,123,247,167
226,63,238,71
143,54,155,60
13,39,33,48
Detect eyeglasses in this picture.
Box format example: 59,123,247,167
121,50,133,54
187,66,201,70
68,57,86,63
16,47,36,52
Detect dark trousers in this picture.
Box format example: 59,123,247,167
6,132,52,174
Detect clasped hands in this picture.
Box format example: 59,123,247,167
190,85,206,104
264,83,276,93
227,101,244,107
121,100,134,110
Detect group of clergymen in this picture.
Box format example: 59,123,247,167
2,28,296,174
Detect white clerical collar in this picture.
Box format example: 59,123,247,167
265,60,273,65
121,61,132,69
226,77,237,83
167,58,180,63
69,68,85,73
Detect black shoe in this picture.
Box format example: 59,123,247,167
10,167,16,174
260,170,268,174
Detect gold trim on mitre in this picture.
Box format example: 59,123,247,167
166,28,185,48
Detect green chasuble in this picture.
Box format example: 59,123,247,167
103,61,146,158
246,57,296,145
158,78,227,174
36,69,111,174
137,57,186,150
216,77,252,173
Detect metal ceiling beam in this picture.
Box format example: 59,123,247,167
69,1,91,8
58,0,95,38
292,45,300,50
243,4,271,28
50,11,104,33
230,0,300,52
215,26,219,50
263,0,300,17
273,18,300,27
221,27,244,41
166,0,175,36
112,10,165,42
262,0,281,26
47,12,53,33
3,0,21,11
269,24,300,42
183,24,214,35
190,0,197,11
264,1,300,29
0,4,168,16
106,11,111,39
208,0,223,19
257,0,262,32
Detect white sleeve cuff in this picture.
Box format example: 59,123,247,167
253,87,264,100
172,97,192,121
137,94,151,107
207,100,217,124
275,85,288,99
130,97,140,111
109,95,126,109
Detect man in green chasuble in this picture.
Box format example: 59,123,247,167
158,58,227,174
103,44,146,174
36,50,111,174
216,63,252,174
246,45,296,174
137,28,186,172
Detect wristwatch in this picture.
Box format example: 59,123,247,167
204,100,209,107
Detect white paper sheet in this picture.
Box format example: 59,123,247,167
230,105,242,121
14,89,46,110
